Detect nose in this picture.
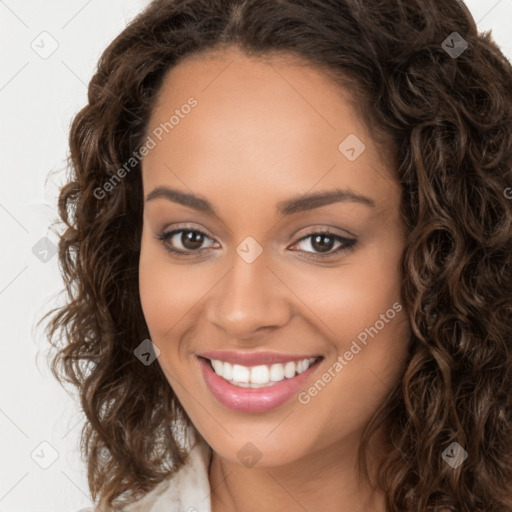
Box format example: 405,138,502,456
206,250,291,340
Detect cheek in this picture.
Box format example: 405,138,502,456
139,232,165,331
138,230,214,337
288,236,409,412
286,240,405,343
138,233,201,382
312,246,409,418
138,230,183,335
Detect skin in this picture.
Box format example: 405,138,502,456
139,46,411,512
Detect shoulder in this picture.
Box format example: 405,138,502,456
72,434,212,512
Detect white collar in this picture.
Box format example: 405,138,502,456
78,427,213,512
122,432,213,512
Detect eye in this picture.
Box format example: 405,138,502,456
289,230,357,260
155,227,218,256
155,226,357,260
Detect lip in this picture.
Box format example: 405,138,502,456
196,355,323,413
197,350,322,366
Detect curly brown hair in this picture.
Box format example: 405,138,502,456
39,0,512,510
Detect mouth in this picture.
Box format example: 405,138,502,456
196,352,324,413
199,355,322,387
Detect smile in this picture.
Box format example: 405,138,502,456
207,357,320,388
196,351,323,413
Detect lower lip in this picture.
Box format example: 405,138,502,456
197,356,322,413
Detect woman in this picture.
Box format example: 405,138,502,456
41,0,512,510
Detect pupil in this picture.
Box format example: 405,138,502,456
182,231,204,250
312,234,334,253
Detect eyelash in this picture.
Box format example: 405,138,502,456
155,226,357,261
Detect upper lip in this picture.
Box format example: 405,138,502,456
197,350,323,366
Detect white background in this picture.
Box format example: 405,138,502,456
1,1,511,511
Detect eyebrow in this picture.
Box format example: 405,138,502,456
145,186,376,215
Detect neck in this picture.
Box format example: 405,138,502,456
208,429,389,512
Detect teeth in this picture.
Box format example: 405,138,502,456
269,363,284,382
211,360,224,374
284,361,296,378
232,364,250,383
222,361,233,381
251,365,270,384
208,357,318,388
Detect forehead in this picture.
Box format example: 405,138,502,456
142,47,398,213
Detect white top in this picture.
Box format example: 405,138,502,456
75,430,212,512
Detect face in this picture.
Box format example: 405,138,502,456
139,46,411,468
